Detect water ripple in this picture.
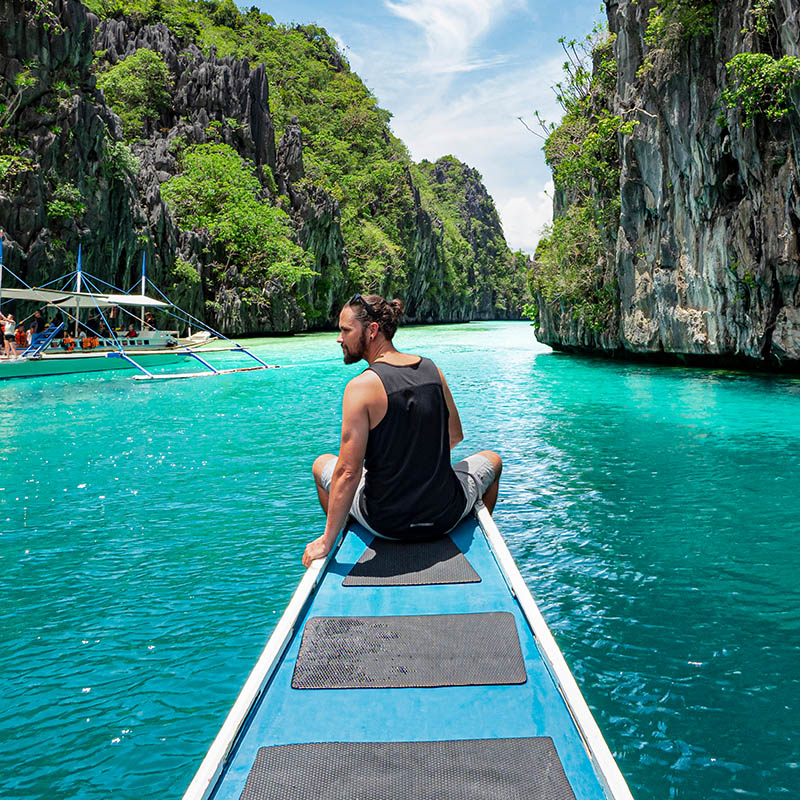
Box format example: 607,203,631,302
2,323,799,797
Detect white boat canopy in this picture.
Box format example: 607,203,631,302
0,287,169,308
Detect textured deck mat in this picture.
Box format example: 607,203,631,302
343,536,481,586
292,612,526,689
240,737,576,800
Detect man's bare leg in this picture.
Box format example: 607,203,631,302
312,453,337,513
476,450,503,514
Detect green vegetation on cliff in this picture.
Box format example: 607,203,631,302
721,54,800,127
639,0,800,130
95,48,173,138
161,142,314,284
81,0,525,319
530,30,632,330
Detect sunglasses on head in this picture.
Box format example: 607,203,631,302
348,293,380,320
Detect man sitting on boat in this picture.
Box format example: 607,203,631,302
302,293,502,567
125,323,139,339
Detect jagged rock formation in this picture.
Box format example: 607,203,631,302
412,156,528,322
535,0,800,369
93,15,315,333
0,0,150,289
0,0,524,334
275,118,346,325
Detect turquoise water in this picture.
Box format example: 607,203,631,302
2,321,799,798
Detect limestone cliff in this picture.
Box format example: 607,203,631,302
0,0,151,289
533,0,800,369
0,0,525,334
412,156,527,321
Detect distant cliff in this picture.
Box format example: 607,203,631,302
0,0,527,334
532,0,800,369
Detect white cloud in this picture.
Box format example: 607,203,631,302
388,53,563,160
380,55,562,253
332,2,570,255
384,0,521,77
497,182,553,253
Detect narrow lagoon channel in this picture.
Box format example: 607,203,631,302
2,321,799,798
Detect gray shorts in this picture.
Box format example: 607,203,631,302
319,452,496,539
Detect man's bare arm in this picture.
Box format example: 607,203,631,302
302,377,371,567
438,368,463,450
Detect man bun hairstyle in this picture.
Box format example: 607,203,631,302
347,293,405,340
389,298,405,320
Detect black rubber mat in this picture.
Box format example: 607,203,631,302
343,536,480,586
240,737,576,800
292,612,526,689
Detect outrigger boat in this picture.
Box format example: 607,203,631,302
0,243,275,381
184,504,633,800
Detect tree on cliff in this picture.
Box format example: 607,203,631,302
526,0,800,368
0,0,527,334
96,48,173,139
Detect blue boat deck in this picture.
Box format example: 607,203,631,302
197,516,623,799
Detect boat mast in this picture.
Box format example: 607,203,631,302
0,230,4,311
140,251,146,333
74,244,82,336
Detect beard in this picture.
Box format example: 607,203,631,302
342,327,368,364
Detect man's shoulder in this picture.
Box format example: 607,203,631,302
342,370,385,416
345,368,384,394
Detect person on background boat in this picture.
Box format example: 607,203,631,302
14,324,27,348
1,311,18,358
27,309,45,343
143,311,156,330
98,320,111,339
302,293,502,567
125,323,138,338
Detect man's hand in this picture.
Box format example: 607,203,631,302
302,534,335,568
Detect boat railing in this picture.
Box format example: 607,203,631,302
19,322,64,358
41,332,180,351
182,530,345,800
475,503,634,800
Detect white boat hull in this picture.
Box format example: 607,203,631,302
0,349,189,379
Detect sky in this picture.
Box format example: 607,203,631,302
255,0,605,254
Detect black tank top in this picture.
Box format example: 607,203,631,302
359,357,467,539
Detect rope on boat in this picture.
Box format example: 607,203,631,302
144,278,274,370
0,265,80,310
1,259,275,379
79,273,135,348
